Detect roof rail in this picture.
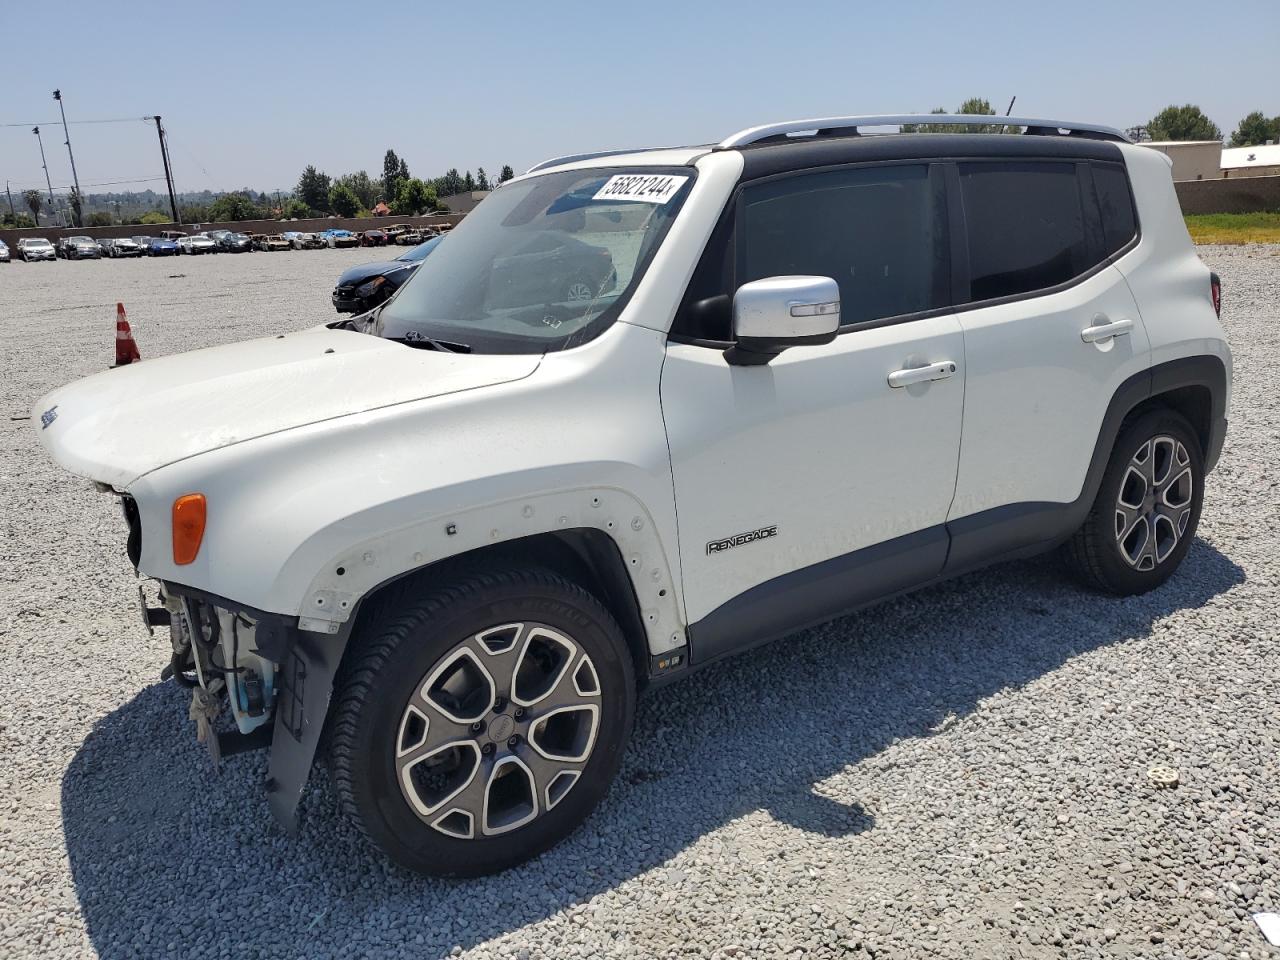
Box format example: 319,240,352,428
718,114,1131,149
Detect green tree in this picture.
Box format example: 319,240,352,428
1229,110,1280,148
439,168,464,196
498,164,515,184
475,167,490,191
23,189,43,225
179,204,211,223
208,191,261,222
280,197,311,219
902,99,1019,134
296,165,331,213
328,182,360,217
382,149,402,199
87,211,113,227
4,212,35,228
139,210,171,225
336,171,378,210
393,177,436,215
1147,104,1222,142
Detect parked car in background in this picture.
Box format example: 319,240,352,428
216,232,252,253
159,230,187,243
143,236,179,257
323,228,359,249
331,235,442,313
394,228,424,246
359,229,387,247
251,234,291,251
56,235,88,258
291,232,324,250
96,239,112,258
64,236,103,260
17,238,56,261
0,240,9,263
281,231,303,246
207,229,232,244
177,234,219,255
106,238,142,258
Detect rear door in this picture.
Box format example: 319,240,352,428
945,158,1149,567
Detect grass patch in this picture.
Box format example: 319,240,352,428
1185,212,1280,245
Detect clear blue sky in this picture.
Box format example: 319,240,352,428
3,0,1277,198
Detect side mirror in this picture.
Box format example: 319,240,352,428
725,276,840,366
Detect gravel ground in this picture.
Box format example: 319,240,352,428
1,245,1278,960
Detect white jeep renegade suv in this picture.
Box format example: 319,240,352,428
35,114,1231,876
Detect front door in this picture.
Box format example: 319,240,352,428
660,162,966,661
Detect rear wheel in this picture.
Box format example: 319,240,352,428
329,567,635,876
1064,408,1203,595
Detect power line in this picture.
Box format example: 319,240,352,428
4,175,167,192
0,116,152,128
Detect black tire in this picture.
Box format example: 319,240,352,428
1064,408,1204,595
329,566,636,876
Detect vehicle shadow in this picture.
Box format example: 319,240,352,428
61,540,1243,958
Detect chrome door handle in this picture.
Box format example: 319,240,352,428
887,360,957,388
1081,317,1134,343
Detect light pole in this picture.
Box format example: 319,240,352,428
32,127,58,226
52,90,84,227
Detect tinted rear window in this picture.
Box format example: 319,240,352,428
958,161,1089,302
1092,162,1137,258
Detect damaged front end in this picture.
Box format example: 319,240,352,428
150,581,351,833
123,492,351,834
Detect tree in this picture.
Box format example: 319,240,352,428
475,167,490,191
439,168,465,196
5,213,35,228
382,148,402,199
67,187,84,227
336,171,379,210
280,198,310,219
87,211,113,227
208,191,261,222
139,210,171,225
393,177,436,215
296,165,331,213
498,164,515,184
1229,111,1280,148
23,189,43,225
462,170,475,192
901,98,1020,135
180,204,211,223
328,182,360,217
1147,104,1221,142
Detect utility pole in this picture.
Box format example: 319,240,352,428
152,116,180,224
4,181,15,220
52,90,83,227
32,127,57,225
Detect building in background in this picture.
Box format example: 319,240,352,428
1221,143,1280,179
439,190,490,214
1135,141,1222,182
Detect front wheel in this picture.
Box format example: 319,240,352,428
1064,408,1204,595
329,567,636,876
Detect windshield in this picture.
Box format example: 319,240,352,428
397,236,442,263
376,167,693,353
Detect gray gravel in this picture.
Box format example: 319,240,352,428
1,245,1278,959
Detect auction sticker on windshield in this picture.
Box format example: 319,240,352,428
593,174,689,204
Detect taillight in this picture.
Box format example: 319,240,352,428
172,494,207,565
1210,272,1221,318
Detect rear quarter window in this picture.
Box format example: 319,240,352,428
1091,162,1138,258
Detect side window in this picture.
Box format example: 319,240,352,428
740,164,946,328
958,161,1090,302
1092,162,1138,257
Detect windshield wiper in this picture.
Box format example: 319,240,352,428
386,336,472,354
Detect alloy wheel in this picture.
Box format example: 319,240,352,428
395,622,602,839
1114,435,1194,571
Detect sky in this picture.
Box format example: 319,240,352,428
2,0,1277,200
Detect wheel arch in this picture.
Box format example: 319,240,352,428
341,527,654,692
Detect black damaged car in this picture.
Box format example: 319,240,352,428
331,236,442,313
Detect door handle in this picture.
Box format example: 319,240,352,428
1080,317,1134,343
887,360,957,388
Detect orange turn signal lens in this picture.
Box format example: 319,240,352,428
172,494,207,565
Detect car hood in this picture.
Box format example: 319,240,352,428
32,326,540,488
336,259,418,286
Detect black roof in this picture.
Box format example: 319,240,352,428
736,133,1124,180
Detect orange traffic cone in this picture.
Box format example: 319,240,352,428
113,302,141,367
